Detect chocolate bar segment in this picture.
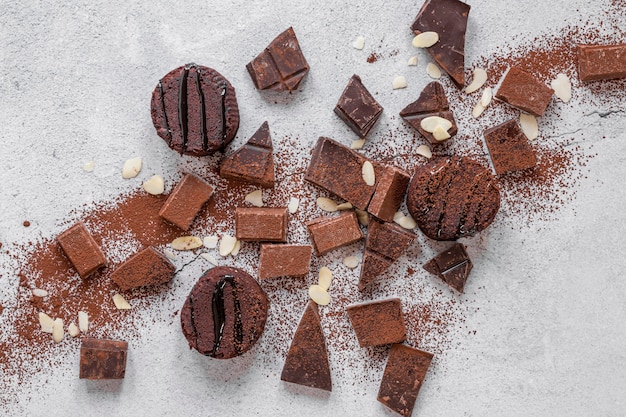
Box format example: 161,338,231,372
484,119,537,175
79,338,128,380
423,243,472,292
306,212,363,255
110,247,176,291
367,166,411,222
334,75,383,138
236,207,288,242
159,173,214,231
495,67,554,117
411,0,471,87
577,44,626,81
57,221,107,279
377,344,434,417
346,298,406,347
259,244,312,279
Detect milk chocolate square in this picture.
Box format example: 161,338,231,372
577,44,626,81
334,75,383,138
346,298,406,347
259,244,312,279
306,212,363,255
484,118,537,175
495,67,554,116
236,207,288,242
159,173,213,230
110,247,176,291
57,221,107,279
367,166,410,222
79,338,128,380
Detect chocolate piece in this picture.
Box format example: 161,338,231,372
259,244,312,279
367,166,410,222
484,119,537,175
423,243,472,292
306,212,363,255
495,67,554,117
246,27,309,92
377,344,433,417
577,44,626,81
219,121,275,187
281,301,332,391
399,81,457,144
150,64,239,155
305,137,382,210
235,207,288,242
411,0,471,87
406,157,500,241
57,221,107,279
334,75,383,138
180,266,269,359
346,298,406,347
359,252,394,291
159,173,213,231
110,247,176,291
79,338,128,380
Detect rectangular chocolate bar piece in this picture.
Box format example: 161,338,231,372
79,338,128,380
110,247,176,291
259,244,312,279
367,166,410,222
306,212,363,255
484,118,537,175
346,298,406,347
159,173,213,231
236,207,288,242
495,67,554,116
577,44,626,81
57,221,107,279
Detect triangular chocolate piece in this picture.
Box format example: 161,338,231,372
358,250,394,291
219,122,275,187
400,82,457,144
281,301,332,391
423,243,473,292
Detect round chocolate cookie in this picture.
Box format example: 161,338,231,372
151,64,239,156
406,156,500,241
180,266,269,359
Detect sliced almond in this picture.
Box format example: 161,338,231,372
112,293,131,310
39,312,54,334
78,311,89,333
52,318,64,343
407,55,418,66
412,31,439,48
355,208,369,226
230,239,241,257
200,253,219,266
83,161,95,172
142,175,165,195
336,202,353,211
420,116,452,133
219,234,237,257
520,113,539,140
245,189,264,207
464,68,488,94
394,212,417,229
203,235,218,249
392,76,407,90
122,157,142,179
351,139,366,150
426,63,442,79
288,197,300,214
308,285,331,306
551,73,572,103
362,161,375,186
472,102,486,119
68,322,80,338
343,256,360,269
352,35,365,50
171,236,203,251
415,144,432,159
164,249,177,260
317,197,338,212
32,288,48,298
318,267,333,290
480,87,493,108
433,125,451,141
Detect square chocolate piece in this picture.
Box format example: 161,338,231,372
367,166,410,222
79,338,128,380
346,298,406,347
484,118,537,175
377,344,433,417
577,44,626,81
110,247,176,291
159,173,213,231
495,67,554,116
259,244,312,279
423,243,472,293
334,75,383,138
306,212,363,255
236,207,288,242
57,221,107,279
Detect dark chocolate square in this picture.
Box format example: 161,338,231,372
334,75,383,138
484,118,537,175
79,338,128,380
346,298,406,347
423,243,472,292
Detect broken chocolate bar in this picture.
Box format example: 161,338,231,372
235,207,288,242
346,298,406,347
110,247,176,291
484,118,537,175
306,212,363,255
367,166,410,222
423,243,472,292
159,173,214,231
577,44,626,81
259,244,312,279
79,338,128,380
57,221,107,279
334,75,383,138
495,67,554,117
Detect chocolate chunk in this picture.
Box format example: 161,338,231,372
367,166,410,222
577,44,626,81
57,221,107,279
495,67,554,117
281,301,332,391
159,173,214,231
259,244,312,279
306,212,363,255
423,243,472,292
110,247,175,291
180,266,269,359
346,298,406,347
235,207,288,242
377,344,433,417
305,137,382,210
79,338,128,380
246,27,309,92
220,121,275,187
359,251,394,291
411,0,471,87
484,119,537,175
406,157,500,241
399,81,457,144
150,64,239,155
334,75,383,138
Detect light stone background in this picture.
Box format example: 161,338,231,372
1,1,625,416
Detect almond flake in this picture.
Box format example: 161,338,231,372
164,249,177,260
426,62,442,79
352,35,365,50
122,157,142,179
551,73,572,103
32,288,48,298
112,293,131,310
52,318,64,343
407,56,418,66
392,76,407,90
78,311,89,333
171,236,203,250
362,161,375,186
480,87,493,108
433,125,451,141
343,256,360,269
464,68,488,94
393,212,417,229
219,234,237,257
200,253,219,266
245,189,264,207
230,239,241,257
415,144,432,159
472,102,486,118
351,139,366,150
203,235,218,249
336,202,353,211
142,174,165,195
412,31,439,48
288,197,300,214
355,208,369,226
520,113,539,140
83,161,95,172
318,267,333,290
38,312,54,333
420,116,452,133
317,197,338,212
308,285,331,306
68,322,80,338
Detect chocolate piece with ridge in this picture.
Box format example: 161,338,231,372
159,173,214,231
246,27,309,92
423,243,472,292
57,221,107,279
378,344,434,417
220,121,275,187
150,64,240,156
306,212,363,255
411,0,471,87
110,247,176,291
334,74,383,138
367,165,411,222
259,244,312,279
484,118,537,175
281,301,332,391
346,298,406,347
495,67,554,116
236,207,288,242
577,44,626,81
79,338,128,380
399,81,457,144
